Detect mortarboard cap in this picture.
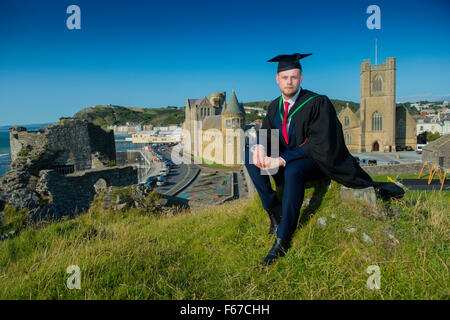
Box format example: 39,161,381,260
268,53,312,73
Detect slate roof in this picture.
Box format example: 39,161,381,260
202,115,222,130
188,99,202,108
222,90,245,115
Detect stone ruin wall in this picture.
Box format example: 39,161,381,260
36,166,138,218
1,118,137,220
9,118,116,171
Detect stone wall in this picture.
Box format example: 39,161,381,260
35,166,137,218
87,122,116,168
242,164,256,196
9,118,115,171
362,162,423,176
422,135,450,169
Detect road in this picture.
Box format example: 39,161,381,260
153,146,199,196
352,151,422,165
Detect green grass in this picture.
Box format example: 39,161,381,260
0,179,448,299
192,155,230,169
0,205,30,235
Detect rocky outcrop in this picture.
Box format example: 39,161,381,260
98,184,188,214
340,186,378,207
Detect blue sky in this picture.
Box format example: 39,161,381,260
0,0,449,126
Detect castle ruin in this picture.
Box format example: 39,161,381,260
0,118,137,220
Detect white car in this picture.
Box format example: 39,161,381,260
160,167,169,176
416,144,426,154
156,175,165,186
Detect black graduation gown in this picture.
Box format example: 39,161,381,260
259,88,404,198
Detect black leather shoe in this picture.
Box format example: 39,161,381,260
267,204,282,236
261,237,291,266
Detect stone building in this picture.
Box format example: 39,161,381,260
339,58,417,153
182,90,246,165
422,134,450,169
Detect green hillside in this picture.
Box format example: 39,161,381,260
73,105,185,128
0,175,448,299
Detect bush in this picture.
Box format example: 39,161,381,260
0,205,29,234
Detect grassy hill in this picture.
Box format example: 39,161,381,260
73,105,185,128
0,175,448,299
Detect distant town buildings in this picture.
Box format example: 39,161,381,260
416,110,450,136
243,106,267,117
411,101,449,110
107,123,181,136
126,126,183,144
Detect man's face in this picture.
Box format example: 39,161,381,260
276,68,303,98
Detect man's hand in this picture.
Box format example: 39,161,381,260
252,144,266,168
261,156,285,169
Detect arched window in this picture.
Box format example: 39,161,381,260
372,111,383,131
344,116,350,127
372,74,382,92
345,133,352,144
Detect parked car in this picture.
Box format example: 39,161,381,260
361,158,377,166
353,156,361,164
388,160,400,165
160,167,169,176
156,175,165,186
165,160,173,168
396,146,404,152
405,146,413,151
416,144,426,154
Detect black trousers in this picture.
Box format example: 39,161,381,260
244,146,325,241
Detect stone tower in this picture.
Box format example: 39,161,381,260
183,91,226,157
360,57,396,152
209,91,226,109
220,90,245,164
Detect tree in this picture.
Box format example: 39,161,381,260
426,131,441,142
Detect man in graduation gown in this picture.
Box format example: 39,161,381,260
244,53,404,266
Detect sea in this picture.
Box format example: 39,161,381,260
0,130,11,178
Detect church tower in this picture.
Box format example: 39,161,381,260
221,90,245,165
360,57,396,152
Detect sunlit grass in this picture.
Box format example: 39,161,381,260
0,179,448,299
